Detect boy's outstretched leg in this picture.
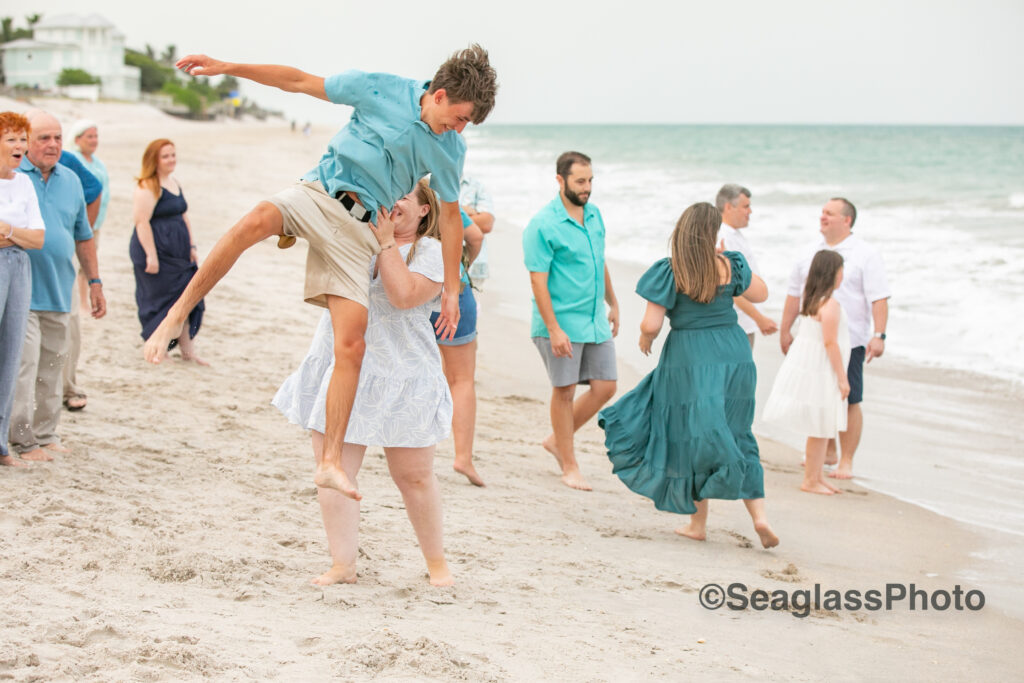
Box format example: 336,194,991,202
144,201,284,363
314,295,367,499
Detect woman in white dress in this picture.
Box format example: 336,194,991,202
274,180,454,586
763,250,850,495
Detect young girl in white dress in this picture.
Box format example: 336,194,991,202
763,250,850,495
273,180,455,586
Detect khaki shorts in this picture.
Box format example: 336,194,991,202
268,180,380,309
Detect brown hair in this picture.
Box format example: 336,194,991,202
0,111,30,138
428,44,497,125
405,179,441,266
556,151,591,180
800,250,844,317
830,196,857,228
137,138,174,198
670,202,725,304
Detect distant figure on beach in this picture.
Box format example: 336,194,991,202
428,208,484,485
302,121,311,137
763,250,849,494
523,151,619,491
780,198,890,479
274,181,454,586
715,184,777,347
598,202,779,548
460,175,494,284
0,111,45,468
130,139,207,364
9,110,106,462
144,47,497,499
63,119,111,412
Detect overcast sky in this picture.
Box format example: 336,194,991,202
17,0,1024,126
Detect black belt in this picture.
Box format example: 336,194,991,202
335,192,371,223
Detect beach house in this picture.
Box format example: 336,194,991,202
1,13,141,101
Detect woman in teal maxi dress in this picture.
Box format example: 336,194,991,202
598,202,778,548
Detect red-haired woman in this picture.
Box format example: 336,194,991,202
130,139,207,364
0,111,45,467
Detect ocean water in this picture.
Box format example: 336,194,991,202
463,124,1024,384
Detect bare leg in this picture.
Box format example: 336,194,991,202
385,445,452,586
543,379,615,491
440,342,483,486
313,296,367,499
176,328,209,366
144,202,284,363
743,498,779,548
675,499,708,540
310,432,365,585
802,437,836,494
829,403,862,479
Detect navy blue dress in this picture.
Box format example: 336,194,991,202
129,187,204,347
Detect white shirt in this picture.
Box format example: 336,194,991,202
718,224,761,334
0,172,46,234
787,233,891,348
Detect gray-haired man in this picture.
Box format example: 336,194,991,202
715,184,777,347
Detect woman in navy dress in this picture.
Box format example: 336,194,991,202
130,139,206,364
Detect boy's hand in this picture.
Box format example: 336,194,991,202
176,55,227,77
435,288,461,340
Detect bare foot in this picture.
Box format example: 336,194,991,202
180,352,210,366
20,448,54,462
820,478,843,494
542,434,562,468
143,319,182,364
800,481,836,495
0,454,28,468
754,521,780,548
314,464,362,500
674,524,706,541
825,453,838,466
43,442,72,454
426,558,454,587
828,467,854,480
560,467,592,491
453,461,485,487
311,563,357,586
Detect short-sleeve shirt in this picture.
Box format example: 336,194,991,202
302,70,466,215
787,234,890,348
0,172,46,233
17,158,92,313
523,196,610,343
69,149,110,230
717,224,762,334
638,252,750,330
58,150,101,205
459,177,494,214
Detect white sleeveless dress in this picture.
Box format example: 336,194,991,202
272,238,452,447
763,307,851,438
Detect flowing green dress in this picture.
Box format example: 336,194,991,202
598,252,764,514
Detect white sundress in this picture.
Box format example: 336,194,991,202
272,237,452,447
762,307,851,439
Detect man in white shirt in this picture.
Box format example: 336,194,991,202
780,198,891,479
716,184,777,348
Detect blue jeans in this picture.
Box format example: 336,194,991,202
0,247,31,456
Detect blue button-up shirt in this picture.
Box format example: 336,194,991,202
303,70,465,215
17,158,92,313
523,196,611,343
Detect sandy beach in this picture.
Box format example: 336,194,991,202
1,97,1022,681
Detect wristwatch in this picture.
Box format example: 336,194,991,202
874,332,886,340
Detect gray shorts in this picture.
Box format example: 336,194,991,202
532,337,617,388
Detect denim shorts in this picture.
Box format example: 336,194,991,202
429,285,477,346
847,346,865,405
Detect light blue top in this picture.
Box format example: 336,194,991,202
69,149,110,231
302,70,465,216
17,158,92,313
522,196,611,343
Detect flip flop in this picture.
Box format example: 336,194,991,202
277,235,296,249
63,395,87,411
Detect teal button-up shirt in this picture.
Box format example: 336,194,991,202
523,196,611,343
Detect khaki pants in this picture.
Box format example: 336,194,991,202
10,310,70,453
63,290,84,400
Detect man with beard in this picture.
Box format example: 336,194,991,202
523,151,619,491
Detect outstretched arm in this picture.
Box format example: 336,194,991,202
175,55,327,100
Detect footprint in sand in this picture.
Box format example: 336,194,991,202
760,563,802,583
